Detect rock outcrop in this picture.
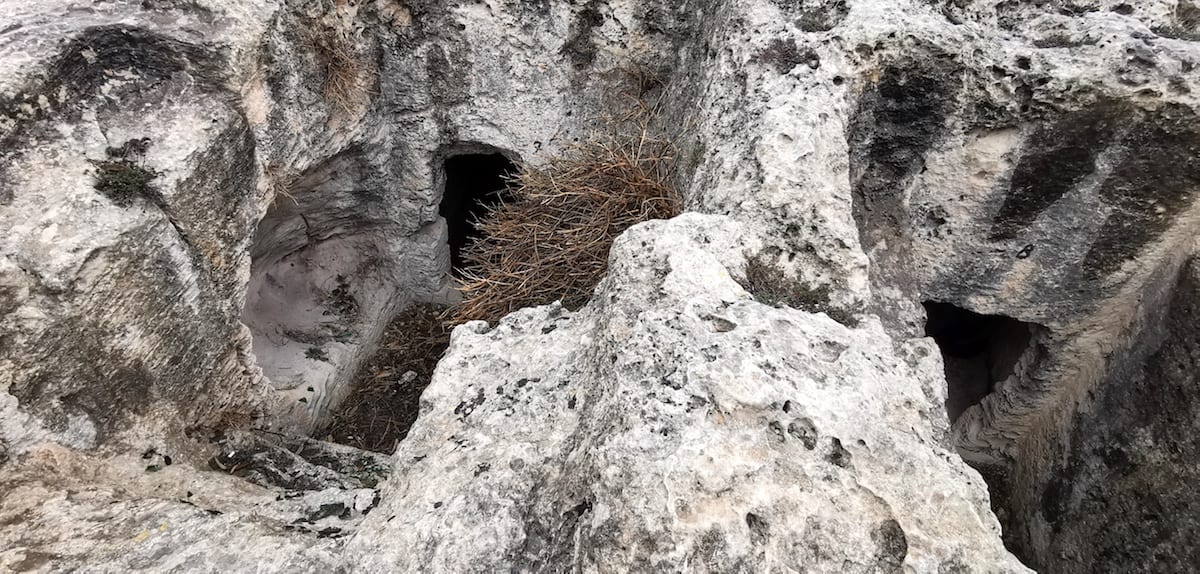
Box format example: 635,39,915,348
0,433,386,572
345,215,1025,572
2,0,1199,571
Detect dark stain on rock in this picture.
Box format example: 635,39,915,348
11,320,158,443
1,24,224,125
754,38,819,74
634,2,695,42
426,43,471,108
363,491,382,515
0,25,225,204
3,110,255,442
1011,261,1200,572
304,502,350,522
1152,0,1200,41
58,361,154,439
871,519,908,572
788,417,818,450
1095,444,1135,477
850,55,961,248
990,104,1125,240
561,0,605,68
315,526,344,538
210,443,337,492
771,0,849,32
513,495,594,570
1040,472,1073,528
745,512,770,545
454,388,487,419
825,437,852,468
767,420,786,443
1082,105,1200,278
141,0,218,20
702,314,738,332
689,528,753,572
564,498,593,523
160,114,258,280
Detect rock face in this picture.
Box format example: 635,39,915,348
0,433,386,572
2,0,1199,571
345,215,1025,572
1037,259,1200,571
823,3,1200,570
0,2,272,452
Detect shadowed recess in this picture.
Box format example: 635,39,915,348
923,301,1036,422
440,153,518,273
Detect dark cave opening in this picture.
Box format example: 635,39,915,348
439,153,518,273
923,301,1036,422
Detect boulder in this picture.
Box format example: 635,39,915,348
346,215,1027,572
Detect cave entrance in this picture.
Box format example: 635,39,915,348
923,301,1036,422
241,149,449,435
439,152,518,273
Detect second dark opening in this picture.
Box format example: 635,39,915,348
440,153,518,273
923,301,1036,423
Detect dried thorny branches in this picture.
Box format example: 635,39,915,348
306,6,376,119
451,105,683,325
318,34,372,116
324,304,450,453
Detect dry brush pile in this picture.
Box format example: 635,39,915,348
324,303,451,452
452,104,683,324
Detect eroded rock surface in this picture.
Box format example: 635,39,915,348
346,215,1026,572
2,0,1199,571
0,433,387,572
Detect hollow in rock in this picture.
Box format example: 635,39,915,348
923,301,1037,422
440,152,518,273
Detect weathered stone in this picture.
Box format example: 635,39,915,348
345,215,1026,572
2,0,1200,571
0,440,379,572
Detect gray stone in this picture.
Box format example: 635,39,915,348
3,0,1200,571
344,214,1027,572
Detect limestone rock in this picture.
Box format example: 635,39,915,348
345,215,1028,572
3,0,1200,571
0,438,383,572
